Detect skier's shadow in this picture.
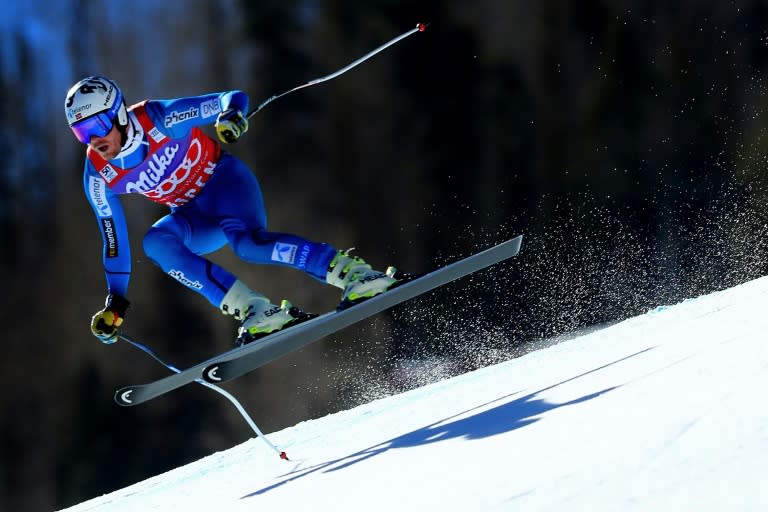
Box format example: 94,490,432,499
242,347,653,498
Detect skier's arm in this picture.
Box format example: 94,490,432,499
83,164,132,297
143,91,249,139
84,165,132,343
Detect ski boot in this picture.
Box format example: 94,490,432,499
220,280,317,346
326,249,414,310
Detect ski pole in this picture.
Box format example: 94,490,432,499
247,22,427,118
118,334,289,460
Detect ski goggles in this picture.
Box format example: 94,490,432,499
70,112,115,144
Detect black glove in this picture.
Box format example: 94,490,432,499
215,108,249,143
91,294,130,344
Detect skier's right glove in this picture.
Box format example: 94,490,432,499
91,294,130,344
215,108,249,144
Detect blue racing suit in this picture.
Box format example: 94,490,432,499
83,91,337,307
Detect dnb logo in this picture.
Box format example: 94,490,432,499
271,242,298,264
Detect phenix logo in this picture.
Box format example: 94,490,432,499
168,269,203,289
164,107,199,128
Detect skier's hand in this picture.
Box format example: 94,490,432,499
91,294,130,344
215,109,249,144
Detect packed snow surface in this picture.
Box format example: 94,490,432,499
61,276,768,511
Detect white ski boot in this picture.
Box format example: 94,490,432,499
220,280,316,345
326,249,403,310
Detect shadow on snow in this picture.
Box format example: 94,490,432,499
242,347,654,498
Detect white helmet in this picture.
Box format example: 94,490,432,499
65,76,128,143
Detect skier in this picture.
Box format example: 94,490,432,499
65,76,403,346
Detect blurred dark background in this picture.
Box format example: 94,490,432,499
3,1,768,510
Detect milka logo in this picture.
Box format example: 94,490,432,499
164,107,199,128
146,139,207,199
124,144,180,193
168,269,203,289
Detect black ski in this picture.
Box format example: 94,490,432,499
114,235,522,406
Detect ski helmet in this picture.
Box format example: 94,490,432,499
65,76,128,144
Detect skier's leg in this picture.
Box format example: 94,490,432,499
196,154,337,280
197,154,402,308
144,208,313,344
142,210,235,307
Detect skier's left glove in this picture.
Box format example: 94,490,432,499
215,108,249,144
91,294,130,344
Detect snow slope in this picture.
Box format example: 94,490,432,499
61,276,768,511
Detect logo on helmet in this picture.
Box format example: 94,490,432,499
67,104,91,119
66,77,122,128
79,79,108,95
66,78,109,108
102,84,114,107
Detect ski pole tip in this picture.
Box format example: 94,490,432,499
417,22,427,32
